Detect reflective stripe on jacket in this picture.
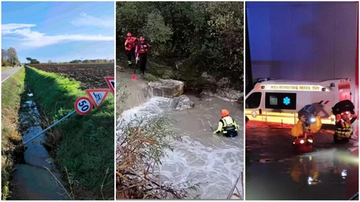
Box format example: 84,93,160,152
335,121,353,138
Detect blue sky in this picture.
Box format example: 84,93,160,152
2,2,114,63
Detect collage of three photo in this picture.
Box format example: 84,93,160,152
1,1,359,200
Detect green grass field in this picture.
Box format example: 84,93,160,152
1,67,25,200
23,66,114,199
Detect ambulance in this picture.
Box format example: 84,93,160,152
245,78,355,125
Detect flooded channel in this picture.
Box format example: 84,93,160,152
116,75,244,199
246,123,358,200
10,91,70,200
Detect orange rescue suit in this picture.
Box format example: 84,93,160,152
291,116,322,137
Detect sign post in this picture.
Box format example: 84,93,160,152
85,89,110,108
24,110,76,145
24,78,112,144
74,96,93,115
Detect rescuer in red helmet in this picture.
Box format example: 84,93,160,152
213,109,239,137
124,32,137,67
135,36,151,75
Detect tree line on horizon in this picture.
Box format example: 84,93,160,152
2,48,20,67
1,47,114,66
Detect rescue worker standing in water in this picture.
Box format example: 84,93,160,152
334,111,357,143
135,36,151,75
124,32,137,67
213,109,239,137
291,107,322,141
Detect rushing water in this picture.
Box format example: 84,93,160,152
116,85,244,199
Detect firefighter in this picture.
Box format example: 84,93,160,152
291,106,322,141
135,36,151,75
124,32,137,67
334,111,357,143
213,109,239,137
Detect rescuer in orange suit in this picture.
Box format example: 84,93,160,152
124,32,137,67
291,107,322,141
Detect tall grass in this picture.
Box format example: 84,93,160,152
1,67,25,200
25,66,114,199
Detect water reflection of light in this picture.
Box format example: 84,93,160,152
308,176,314,185
307,176,319,185
341,170,347,179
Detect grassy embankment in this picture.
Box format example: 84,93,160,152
2,66,18,71
24,66,114,199
116,56,212,94
1,68,25,200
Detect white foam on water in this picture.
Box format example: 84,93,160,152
159,135,243,199
116,95,243,199
116,96,172,133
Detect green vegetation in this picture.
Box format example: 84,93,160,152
2,66,18,71
142,73,160,82
25,66,114,199
1,67,25,200
117,116,199,199
116,2,244,92
2,47,20,67
25,57,40,64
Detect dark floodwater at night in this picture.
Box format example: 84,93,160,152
245,121,358,200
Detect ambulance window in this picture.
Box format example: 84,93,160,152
246,92,261,108
265,92,296,110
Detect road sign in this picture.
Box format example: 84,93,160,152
74,97,93,115
105,77,115,95
85,89,110,108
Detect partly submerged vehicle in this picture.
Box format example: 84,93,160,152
245,78,354,125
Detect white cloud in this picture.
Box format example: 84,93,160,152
2,23,36,34
2,23,113,48
71,12,113,28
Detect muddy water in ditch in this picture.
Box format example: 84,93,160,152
10,92,70,200
160,95,244,199
117,74,244,199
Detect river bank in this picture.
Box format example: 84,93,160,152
116,68,244,199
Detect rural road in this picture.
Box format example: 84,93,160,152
2,66,23,82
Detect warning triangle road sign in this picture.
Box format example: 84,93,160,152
85,89,110,108
105,77,115,95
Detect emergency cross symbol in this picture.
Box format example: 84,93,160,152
283,97,291,105
85,89,110,108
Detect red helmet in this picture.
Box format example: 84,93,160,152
139,37,145,42
127,32,132,37
221,109,229,117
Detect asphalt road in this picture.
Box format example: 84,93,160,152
2,66,23,82
245,121,358,200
